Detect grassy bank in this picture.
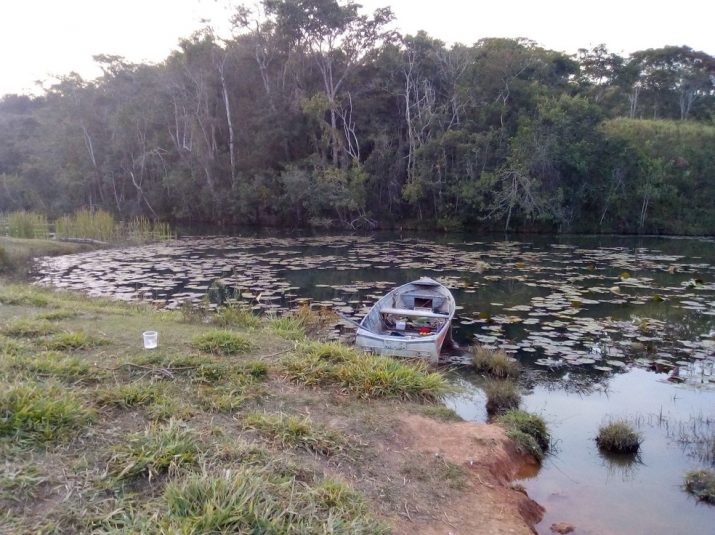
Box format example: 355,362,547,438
0,278,466,533
0,236,94,277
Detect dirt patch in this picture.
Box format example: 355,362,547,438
385,414,544,535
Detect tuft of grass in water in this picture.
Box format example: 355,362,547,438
472,346,521,378
283,341,452,401
497,409,550,462
214,304,261,329
106,419,199,481
159,468,387,534
683,469,715,504
2,319,59,338
483,379,521,415
596,420,642,454
243,413,347,456
55,209,116,242
192,331,253,355
42,331,110,351
0,382,95,445
4,211,49,239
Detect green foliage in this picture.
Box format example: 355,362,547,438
483,380,521,415
160,468,387,534
497,409,550,459
42,331,109,351
283,341,452,401
2,211,49,239
596,420,642,454
2,318,59,338
191,330,253,355
106,419,199,481
472,346,521,378
214,304,261,329
243,413,347,456
683,469,715,504
0,382,95,444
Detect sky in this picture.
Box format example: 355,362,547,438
1,0,713,97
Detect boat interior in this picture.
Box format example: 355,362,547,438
363,284,451,337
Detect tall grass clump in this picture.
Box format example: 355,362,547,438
596,420,642,454
497,409,550,462
192,331,253,355
125,216,175,243
161,468,387,534
56,208,116,241
243,413,346,456
683,469,715,504
2,318,59,338
107,419,199,481
472,346,520,378
483,379,521,415
10,352,95,381
283,341,451,401
42,331,110,351
4,211,49,239
214,304,261,329
0,382,95,444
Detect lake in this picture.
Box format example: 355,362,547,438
36,232,715,534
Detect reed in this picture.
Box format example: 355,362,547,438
3,211,49,239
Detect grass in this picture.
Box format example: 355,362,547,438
420,404,463,422
42,331,110,351
192,330,253,355
2,211,49,239
106,419,200,481
497,410,550,462
2,318,59,338
155,468,388,534
243,413,347,456
269,305,337,340
95,382,163,409
0,382,95,445
483,379,521,415
596,420,642,454
283,341,452,401
9,352,97,381
472,346,521,378
683,469,715,504
214,304,261,329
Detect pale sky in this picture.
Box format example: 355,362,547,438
1,0,713,97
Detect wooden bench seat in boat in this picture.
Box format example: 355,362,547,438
379,307,449,319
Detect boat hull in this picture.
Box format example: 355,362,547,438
356,327,449,364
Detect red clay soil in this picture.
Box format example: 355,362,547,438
389,414,544,535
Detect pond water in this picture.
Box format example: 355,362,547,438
35,232,715,533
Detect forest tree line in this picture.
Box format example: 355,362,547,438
1,0,714,234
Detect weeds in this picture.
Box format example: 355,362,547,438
483,379,521,415
283,341,451,401
42,331,110,351
683,469,715,504
0,382,95,444
596,420,642,454
243,413,347,456
2,319,59,338
192,331,253,355
472,346,521,378
107,419,199,481
497,410,550,462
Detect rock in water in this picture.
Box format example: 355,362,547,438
550,522,575,534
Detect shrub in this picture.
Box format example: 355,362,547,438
683,469,715,504
596,420,642,454
483,380,521,415
107,419,199,481
472,346,521,378
0,382,95,444
192,331,253,355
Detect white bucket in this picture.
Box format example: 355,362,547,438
143,331,158,349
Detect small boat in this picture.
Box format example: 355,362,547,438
355,277,455,364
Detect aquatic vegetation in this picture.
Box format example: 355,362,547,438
596,420,642,454
2,211,49,239
683,469,715,504
472,346,521,378
496,409,551,458
483,380,521,415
